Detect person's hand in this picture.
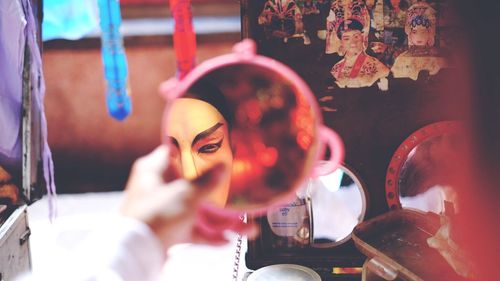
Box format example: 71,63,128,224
119,145,258,250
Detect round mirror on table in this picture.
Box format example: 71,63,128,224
386,121,463,214
309,164,367,248
160,39,344,215
265,163,367,249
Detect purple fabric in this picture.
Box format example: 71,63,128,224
22,0,57,219
1,0,57,218
0,0,25,159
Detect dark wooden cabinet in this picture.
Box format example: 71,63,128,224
241,1,463,280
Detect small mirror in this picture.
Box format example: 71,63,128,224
386,121,462,214
265,164,367,249
309,164,367,247
161,41,344,214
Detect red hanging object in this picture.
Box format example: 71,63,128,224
170,0,196,79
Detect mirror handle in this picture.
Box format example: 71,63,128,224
159,78,180,101
312,126,345,178
232,39,257,58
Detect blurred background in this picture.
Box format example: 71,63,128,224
43,0,240,193
15,1,500,280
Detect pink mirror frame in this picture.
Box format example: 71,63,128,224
159,39,345,214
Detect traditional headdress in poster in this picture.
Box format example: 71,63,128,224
258,0,309,44
383,0,410,28
328,0,390,88
405,1,437,47
301,0,320,15
371,0,385,32
325,0,370,54
391,2,447,80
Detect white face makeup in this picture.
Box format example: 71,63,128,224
409,25,432,47
341,30,364,56
166,98,233,207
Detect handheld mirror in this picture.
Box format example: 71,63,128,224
160,39,344,215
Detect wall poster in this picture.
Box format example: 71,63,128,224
247,0,456,92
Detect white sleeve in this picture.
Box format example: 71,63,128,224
16,217,167,281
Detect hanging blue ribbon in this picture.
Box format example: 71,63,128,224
97,0,132,121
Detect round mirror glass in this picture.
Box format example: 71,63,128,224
309,164,367,247
398,133,461,214
386,121,463,214
163,63,321,213
264,164,366,249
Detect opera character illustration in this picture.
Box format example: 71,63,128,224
366,0,384,32
325,0,370,54
383,0,410,28
391,2,448,80
258,0,311,45
301,0,320,15
364,0,407,67
329,1,390,88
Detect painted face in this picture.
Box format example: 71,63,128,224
166,98,233,207
390,0,401,9
341,30,364,56
409,25,432,47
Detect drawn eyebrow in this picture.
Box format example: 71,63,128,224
192,122,224,146
169,136,179,148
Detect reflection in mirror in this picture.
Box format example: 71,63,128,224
266,194,311,248
398,132,461,214
264,164,366,249
309,164,366,248
164,64,318,212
